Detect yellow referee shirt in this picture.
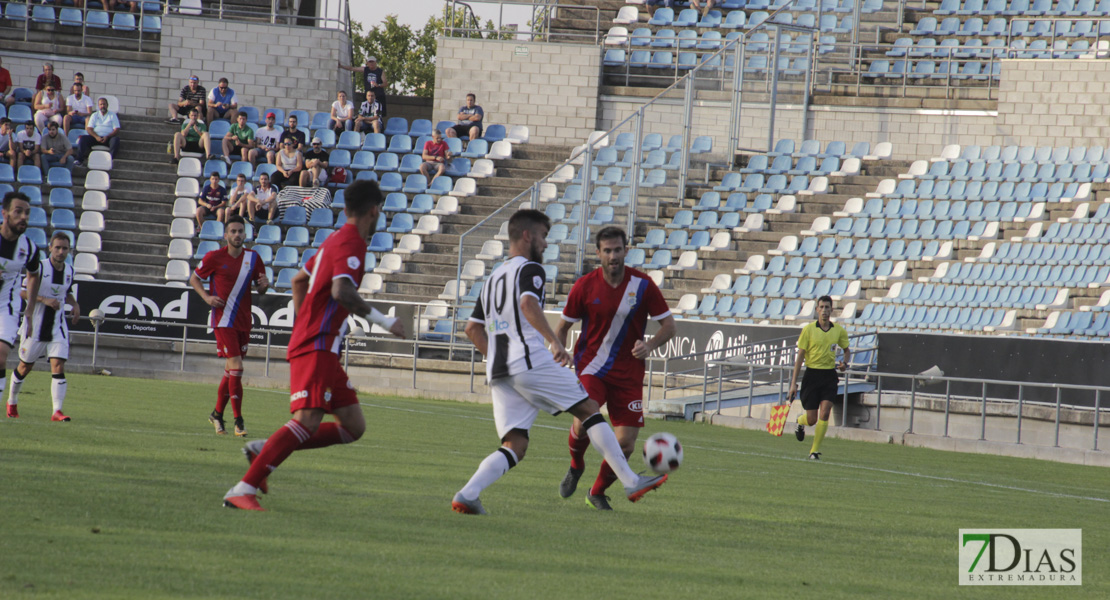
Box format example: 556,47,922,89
797,321,849,370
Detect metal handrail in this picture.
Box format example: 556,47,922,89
444,0,603,43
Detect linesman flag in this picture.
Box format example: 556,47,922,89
766,401,792,437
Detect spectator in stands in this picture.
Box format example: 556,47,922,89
221,112,255,166
355,89,384,134
64,83,94,135
0,119,14,164
689,0,715,18
166,75,207,124
40,121,75,174
171,107,211,165
299,137,330,188
72,72,90,97
0,57,13,109
245,172,278,223
250,112,282,166
420,128,450,184
339,56,388,117
14,121,42,170
35,63,62,92
226,173,253,218
270,139,303,188
33,84,66,131
76,98,121,166
280,114,306,152
328,90,355,134
196,172,228,229
447,93,484,140
206,77,239,124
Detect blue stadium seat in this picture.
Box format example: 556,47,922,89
387,213,414,234
281,205,307,226
20,186,41,206
272,246,299,268
199,220,224,240
112,12,136,30
48,188,74,209
350,150,375,171
203,160,228,178
383,193,407,212
374,152,400,173
387,134,412,154
483,124,506,142
329,149,352,169
284,226,309,247
311,229,333,248
403,175,428,194
384,117,409,136
309,112,330,130
254,225,281,245
379,173,403,192
46,168,72,187
368,231,394,252
17,166,42,185
307,207,333,228
337,131,361,151
408,194,434,214
398,154,422,174
461,139,488,158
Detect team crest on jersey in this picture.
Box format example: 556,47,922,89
324,389,333,403
347,256,360,270
627,291,637,307
533,275,543,289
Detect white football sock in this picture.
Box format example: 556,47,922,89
227,481,258,497
51,375,67,412
458,447,518,501
7,372,24,406
584,416,639,487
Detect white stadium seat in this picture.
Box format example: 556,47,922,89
461,259,485,281
475,240,503,261
170,218,195,239
79,211,105,233
359,273,384,294
177,157,202,178
81,191,108,212
173,197,196,218
467,159,495,178
394,234,422,255
439,279,465,301
84,170,110,192
667,250,698,271
175,177,199,197
73,253,99,278
505,125,529,144
431,196,459,216
373,253,403,275
76,232,102,254
164,259,191,281
101,95,121,114
166,238,193,259
412,215,440,235
87,151,113,171
449,177,477,197
494,221,510,241
485,141,512,161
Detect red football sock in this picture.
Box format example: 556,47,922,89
228,369,243,419
590,461,619,496
298,422,356,450
242,420,311,488
215,371,230,415
569,427,591,471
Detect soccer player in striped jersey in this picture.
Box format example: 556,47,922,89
1,192,42,419
452,210,667,515
555,226,676,510
7,231,76,421
189,215,269,437
222,180,405,511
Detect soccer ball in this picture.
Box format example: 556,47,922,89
642,432,683,474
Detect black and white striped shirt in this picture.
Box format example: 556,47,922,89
469,255,549,381
25,261,73,342
0,233,41,316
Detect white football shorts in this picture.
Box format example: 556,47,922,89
0,311,20,347
18,335,69,363
490,359,589,439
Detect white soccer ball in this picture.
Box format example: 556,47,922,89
642,432,683,474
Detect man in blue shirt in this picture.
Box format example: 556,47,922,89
76,98,119,165
447,93,484,141
206,77,239,123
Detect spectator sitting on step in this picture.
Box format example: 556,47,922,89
226,173,253,218
14,121,42,170
0,119,14,164
299,137,330,187
245,172,278,223
35,62,62,92
446,93,483,140
64,83,94,135
328,90,355,134
250,112,282,166
0,57,14,109
76,97,121,166
206,77,239,124
270,138,303,188
355,89,384,134
71,72,90,97
40,121,75,174
171,107,210,165
166,75,207,124
279,114,306,154
33,83,66,131
196,172,228,229
420,128,450,184
221,112,255,166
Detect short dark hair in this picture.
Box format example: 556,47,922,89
0,118,9,127
508,209,550,242
466,93,476,101
74,72,84,78
3,191,30,211
817,295,833,307
50,231,71,246
226,215,246,229
595,226,627,249
219,77,229,84
344,179,385,217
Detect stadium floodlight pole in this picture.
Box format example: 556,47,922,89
576,142,593,278
678,66,695,204
801,32,815,140
766,26,782,154
627,109,644,239
728,35,746,158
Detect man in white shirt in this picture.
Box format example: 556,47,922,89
76,98,120,165
64,83,94,135
249,112,283,166
14,121,42,170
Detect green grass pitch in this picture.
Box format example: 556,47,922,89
2,373,1107,599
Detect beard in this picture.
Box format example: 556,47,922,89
10,220,26,234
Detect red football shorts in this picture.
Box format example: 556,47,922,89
579,374,644,428
215,328,250,358
288,351,359,414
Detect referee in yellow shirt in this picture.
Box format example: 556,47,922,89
786,295,850,460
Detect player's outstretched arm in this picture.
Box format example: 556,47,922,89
330,276,405,338
465,321,488,356
520,295,570,366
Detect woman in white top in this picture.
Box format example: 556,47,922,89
329,90,355,134
270,139,304,188
33,85,65,131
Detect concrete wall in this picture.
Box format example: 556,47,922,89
996,59,1110,147
156,16,350,117
2,54,159,116
434,38,600,146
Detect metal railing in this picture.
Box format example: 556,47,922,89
444,0,603,43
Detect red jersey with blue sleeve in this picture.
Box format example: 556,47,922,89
193,246,265,332
286,223,366,360
561,266,670,385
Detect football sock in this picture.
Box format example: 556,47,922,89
568,427,590,471
582,414,638,488
590,461,619,496
51,374,67,412
216,371,230,414
811,419,829,454
458,447,518,501
228,369,243,419
797,412,809,427
6,370,22,406
242,419,310,488
297,422,357,449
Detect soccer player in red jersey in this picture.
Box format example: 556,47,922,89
555,226,676,510
223,180,405,511
189,215,269,437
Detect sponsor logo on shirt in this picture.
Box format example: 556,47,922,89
486,319,511,333
347,256,360,270
533,275,543,289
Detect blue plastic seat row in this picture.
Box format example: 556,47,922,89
889,283,1061,309
936,262,1110,286
935,0,1110,17
832,217,992,240
712,173,809,194
1038,221,1110,243
852,304,1008,331
723,275,856,299
960,144,1107,165
1033,311,1110,337
856,198,1041,221
662,210,745,231
602,133,714,155
864,60,1001,80
886,37,1009,59
787,237,944,262
755,256,901,280
1009,38,1096,58
982,242,1110,266
689,192,774,213
682,295,810,322
884,180,1085,203
919,160,1109,183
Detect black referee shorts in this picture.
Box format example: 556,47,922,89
800,368,839,411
